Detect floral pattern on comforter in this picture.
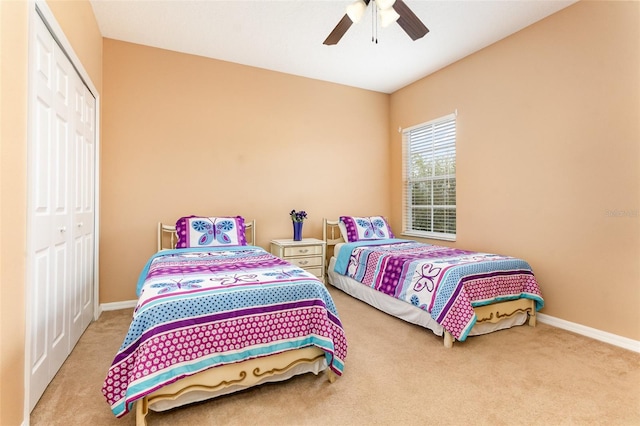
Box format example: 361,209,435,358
103,246,347,418
334,239,543,341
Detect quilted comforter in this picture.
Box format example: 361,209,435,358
103,246,347,418
334,239,543,341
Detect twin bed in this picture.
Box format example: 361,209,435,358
102,216,346,425
103,214,543,424
323,216,544,348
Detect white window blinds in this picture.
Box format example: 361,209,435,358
402,113,456,241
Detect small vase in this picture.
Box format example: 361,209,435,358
293,221,303,241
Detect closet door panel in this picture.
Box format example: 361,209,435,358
79,86,96,329
48,31,74,380
28,12,95,410
70,86,84,344
52,112,69,240
70,77,95,343
50,242,68,371
30,250,50,403
29,18,54,406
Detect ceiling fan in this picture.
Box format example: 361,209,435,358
323,0,429,45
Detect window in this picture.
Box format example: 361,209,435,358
402,113,456,241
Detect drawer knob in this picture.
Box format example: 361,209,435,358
299,249,309,253
299,260,308,265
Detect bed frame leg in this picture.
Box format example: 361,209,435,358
443,331,454,348
325,369,337,383
528,310,537,327
136,397,149,426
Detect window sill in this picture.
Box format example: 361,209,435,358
401,231,456,242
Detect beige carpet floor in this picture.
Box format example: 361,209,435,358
31,286,640,426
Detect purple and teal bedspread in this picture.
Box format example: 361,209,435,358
334,239,543,341
103,246,347,418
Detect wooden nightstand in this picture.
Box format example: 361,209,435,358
270,238,326,284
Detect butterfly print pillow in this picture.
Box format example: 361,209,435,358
175,216,247,248
339,216,394,242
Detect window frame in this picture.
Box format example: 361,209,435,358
401,113,457,241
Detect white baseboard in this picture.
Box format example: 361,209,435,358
537,313,640,353
100,300,137,311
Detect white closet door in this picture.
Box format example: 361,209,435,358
29,14,72,409
70,81,96,345
28,12,95,411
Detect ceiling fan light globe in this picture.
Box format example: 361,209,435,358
346,0,367,24
376,0,396,11
379,7,400,28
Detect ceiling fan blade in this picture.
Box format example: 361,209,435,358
323,0,372,45
323,14,353,45
393,0,429,41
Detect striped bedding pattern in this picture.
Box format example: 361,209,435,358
334,239,543,341
103,246,347,418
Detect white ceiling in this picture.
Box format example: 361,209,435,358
89,0,578,94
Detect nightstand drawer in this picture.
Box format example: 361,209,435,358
304,266,324,279
289,256,323,268
283,245,323,257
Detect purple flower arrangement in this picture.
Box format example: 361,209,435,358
290,209,307,223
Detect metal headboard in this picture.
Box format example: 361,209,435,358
322,218,344,247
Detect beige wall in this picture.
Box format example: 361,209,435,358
1,1,28,424
100,39,390,303
390,0,639,340
0,0,102,424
